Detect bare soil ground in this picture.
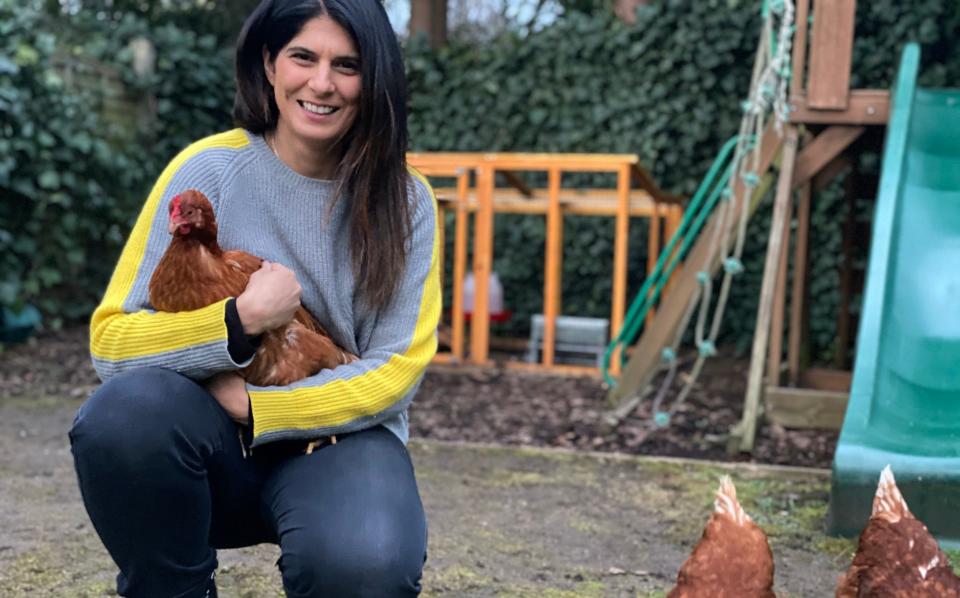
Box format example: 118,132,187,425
1,327,839,469
413,358,838,470
0,327,854,596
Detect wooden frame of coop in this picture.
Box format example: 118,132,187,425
408,153,683,376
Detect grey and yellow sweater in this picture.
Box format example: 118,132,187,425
89,129,440,446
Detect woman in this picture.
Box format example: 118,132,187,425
69,1,439,596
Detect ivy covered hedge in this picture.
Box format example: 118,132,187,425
0,2,127,323
3,0,959,357
0,1,234,326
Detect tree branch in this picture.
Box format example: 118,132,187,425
524,0,551,33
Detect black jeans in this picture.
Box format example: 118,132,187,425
69,367,427,598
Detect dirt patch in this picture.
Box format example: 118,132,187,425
413,441,852,597
0,327,100,401
0,396,851,597
0,327,849,596
411,357,837,469
5,326,838,469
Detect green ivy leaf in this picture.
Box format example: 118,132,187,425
0,56,18,75
14,44,39,67
37,131,56,147
38,170,60,189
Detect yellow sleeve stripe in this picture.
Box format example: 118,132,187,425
93,299,232,360
249,171,441,435
90,129,249,360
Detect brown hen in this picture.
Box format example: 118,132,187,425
835,465,960,598
667,476,776,598
148,189,355,386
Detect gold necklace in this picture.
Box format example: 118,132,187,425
266,133,281,160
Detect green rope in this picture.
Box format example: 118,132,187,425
602,0,795,425
601,135,740,386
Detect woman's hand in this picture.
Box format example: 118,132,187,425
205,372,250,425
236,260,301,335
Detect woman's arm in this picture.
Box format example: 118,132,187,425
246,173,441,445
89,129,254,381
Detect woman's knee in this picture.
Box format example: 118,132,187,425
69,367,214,458
279,523,426,597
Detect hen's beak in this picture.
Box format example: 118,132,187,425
168,217,189,235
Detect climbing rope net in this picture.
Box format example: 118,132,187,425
603,0,796,428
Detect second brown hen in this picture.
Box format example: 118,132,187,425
667,476,776,598
835,465,960,598
148,189,356,386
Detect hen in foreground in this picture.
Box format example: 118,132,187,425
835,465,960,597
148,189,355,386
667,476,776,598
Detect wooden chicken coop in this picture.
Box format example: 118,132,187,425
407,152,683,376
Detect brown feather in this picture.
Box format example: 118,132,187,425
835,466,960,598
148,189,357,386
667,476,776,598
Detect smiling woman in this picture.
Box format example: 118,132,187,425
235,0,415,311
261,16,361,178
71,0,439,596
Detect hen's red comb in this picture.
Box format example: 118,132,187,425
170,194,182,217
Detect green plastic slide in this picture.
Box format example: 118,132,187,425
828,43,960,546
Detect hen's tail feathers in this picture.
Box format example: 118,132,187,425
715,475,751,526
872,465,912,523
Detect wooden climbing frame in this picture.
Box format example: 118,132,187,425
734,0,894,450
596,0,890,452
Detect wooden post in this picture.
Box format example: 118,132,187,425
542,168,564,367
766,187,794,386
437,199,446,299
645,199,661,328
807,0,857,109
611,163,631,376
451,169,470,362
470,165,494,365
788,181,812,385
836,166,857,368
790,0,810,96
733,125,799,453
409,0,448,49
792,126,865,189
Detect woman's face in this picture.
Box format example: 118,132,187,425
264,15,361,156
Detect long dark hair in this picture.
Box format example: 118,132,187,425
234,0,412,311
